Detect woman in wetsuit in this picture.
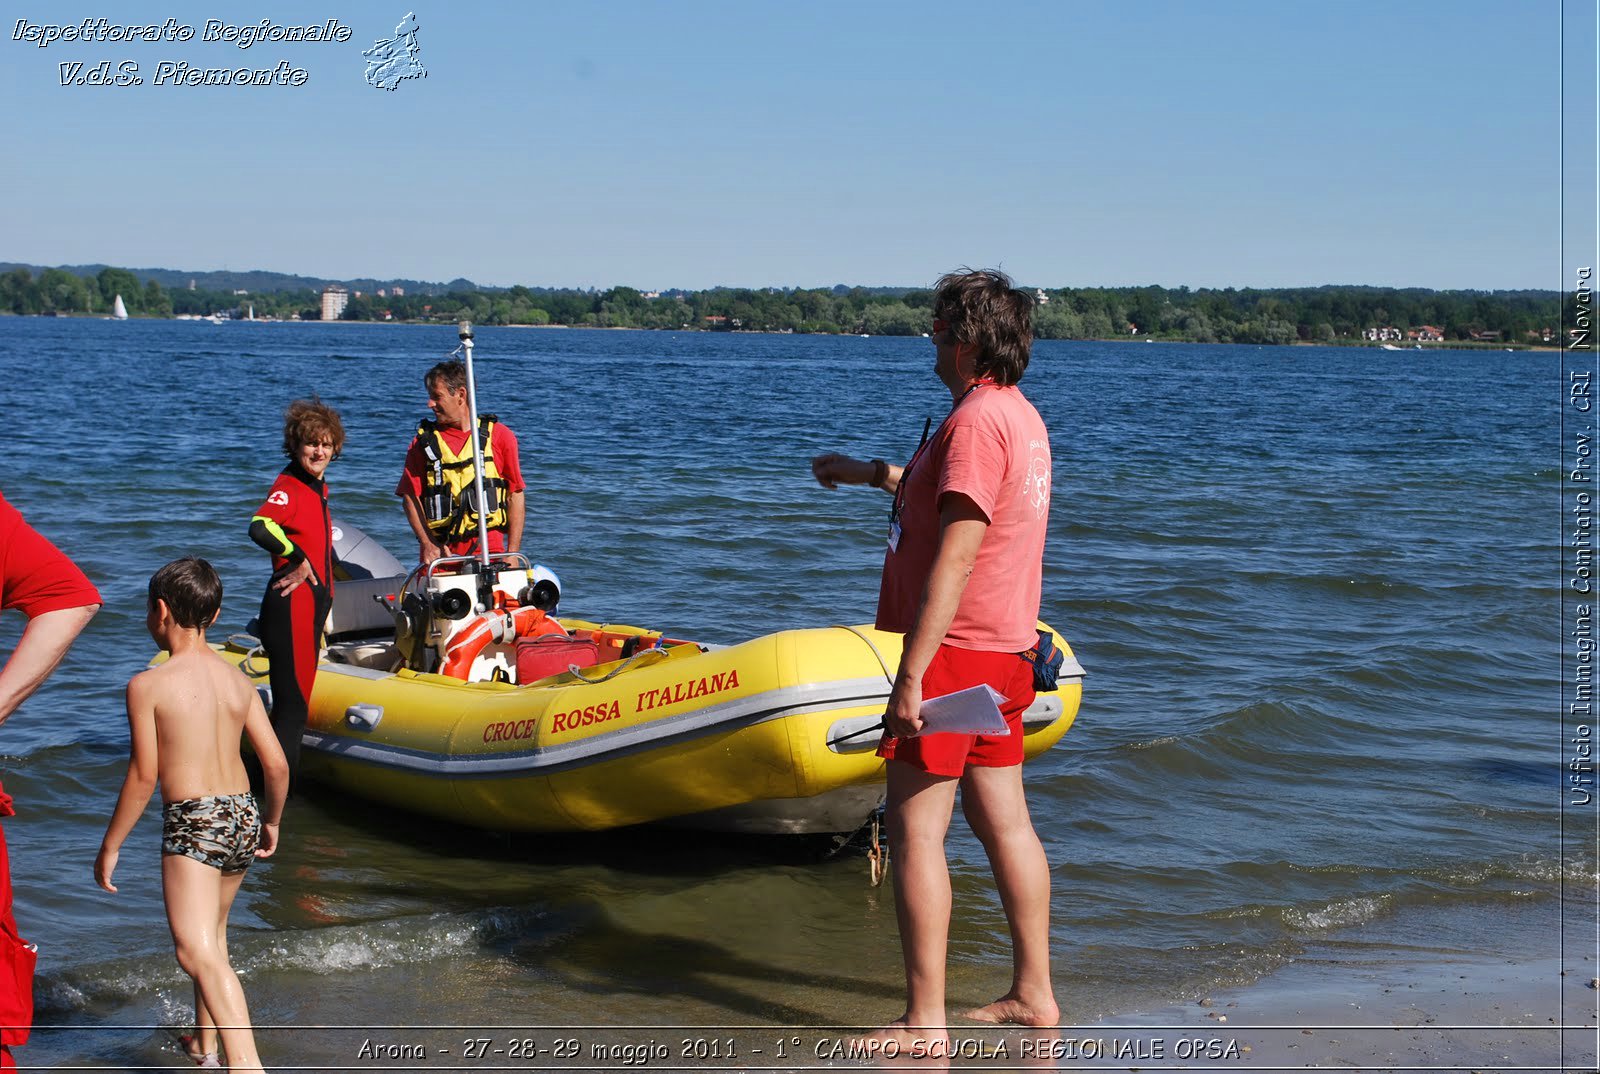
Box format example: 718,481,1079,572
249,398,344,790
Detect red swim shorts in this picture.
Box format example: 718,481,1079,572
877,643,1035,778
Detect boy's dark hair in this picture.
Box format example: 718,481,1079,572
148,557,223,629
932,268,1035,386
425,360,468,394
281,397,346,460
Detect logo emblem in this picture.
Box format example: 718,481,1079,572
268,490,290,507
1025,454,1051,519
363,12,426,91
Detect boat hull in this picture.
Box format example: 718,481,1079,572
221,620,1083,835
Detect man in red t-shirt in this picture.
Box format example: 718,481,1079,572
395,360,526,564
0,491,101,1069
811,269,1057,1052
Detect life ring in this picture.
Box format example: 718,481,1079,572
441,605,566,680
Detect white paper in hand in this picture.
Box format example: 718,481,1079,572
913,684,1011,736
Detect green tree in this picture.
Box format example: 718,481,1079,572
39,268,90,314
96,267,141,311
1033,303,1083,340
144,279,171,317
0,268,36,314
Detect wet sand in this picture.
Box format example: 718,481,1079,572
1105,950,1589,1072
858,951,1588,1072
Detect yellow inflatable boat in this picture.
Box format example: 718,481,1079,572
219,525,1084,836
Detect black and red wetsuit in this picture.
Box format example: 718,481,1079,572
249,462,333,789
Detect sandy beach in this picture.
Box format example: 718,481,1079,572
846,899,1595,1072
1086,898,1593,1073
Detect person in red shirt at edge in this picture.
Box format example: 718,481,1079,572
249,398,344,792
395,359,526,564
811,269,1057,1054
0,491,101,1069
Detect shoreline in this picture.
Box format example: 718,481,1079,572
1080,897,1596,1073
2,313,1559,351
858,899,1595,1072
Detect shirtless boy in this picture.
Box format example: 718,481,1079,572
95,558,288,1073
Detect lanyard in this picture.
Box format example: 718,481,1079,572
889,381,993,525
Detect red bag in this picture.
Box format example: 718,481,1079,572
0,932,34,1050
0,786,34,1051
516,634,599,683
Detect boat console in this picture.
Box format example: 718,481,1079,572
393,553,563,681
319,519,565,682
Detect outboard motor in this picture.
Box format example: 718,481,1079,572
331,519,407,581
324,519,410,645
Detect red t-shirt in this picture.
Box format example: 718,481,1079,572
875,385,1051,653
395,421,524,554
0,491,102,619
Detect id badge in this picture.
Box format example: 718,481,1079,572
887,520,902,552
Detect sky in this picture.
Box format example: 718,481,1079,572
0,0,1593,292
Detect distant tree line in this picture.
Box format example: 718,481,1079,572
0,265,1569,346
0,266,175,318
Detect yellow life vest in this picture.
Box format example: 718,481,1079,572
415,416,510,544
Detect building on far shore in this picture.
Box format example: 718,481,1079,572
321,285,349,321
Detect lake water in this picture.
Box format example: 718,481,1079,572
0,317,1574,1068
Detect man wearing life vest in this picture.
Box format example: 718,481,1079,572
396,359,526,564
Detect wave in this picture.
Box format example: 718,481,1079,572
37,906,562,1015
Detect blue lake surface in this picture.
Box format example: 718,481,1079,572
0,317,1569,1066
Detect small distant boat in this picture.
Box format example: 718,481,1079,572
1381,343,1403,351
111,294,128,320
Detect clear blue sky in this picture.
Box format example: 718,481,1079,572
0,1,1588,291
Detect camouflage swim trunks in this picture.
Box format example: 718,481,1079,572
161,793,261,874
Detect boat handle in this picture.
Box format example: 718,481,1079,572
345,704,384,731
826,715,887,754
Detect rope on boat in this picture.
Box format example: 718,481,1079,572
820,626,896,749
831,624,895,686
231,634,269,678
564,646,670,685
829,629,893,884
867,812,885,887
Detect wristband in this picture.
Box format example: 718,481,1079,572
869,459,889,489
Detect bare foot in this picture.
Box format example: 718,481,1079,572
854,1019,951,1062
963,992,1059,1026
178,1034,220,1067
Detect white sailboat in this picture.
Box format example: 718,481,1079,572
111,294,128,320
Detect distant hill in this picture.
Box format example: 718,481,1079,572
0,262,483,296
0,263,942,298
